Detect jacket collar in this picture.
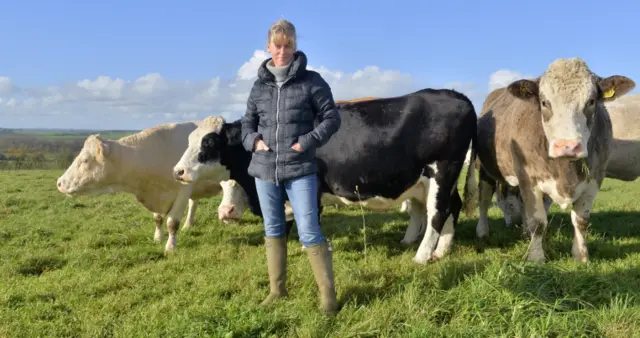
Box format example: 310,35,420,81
257,50,308,84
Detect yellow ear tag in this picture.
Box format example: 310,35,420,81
603,87,615,99
520,84,528,96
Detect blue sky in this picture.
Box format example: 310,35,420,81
1,0,639,129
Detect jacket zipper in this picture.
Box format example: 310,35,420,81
275,86,281,184
274,76,294,185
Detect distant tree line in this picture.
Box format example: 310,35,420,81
0,135,83,171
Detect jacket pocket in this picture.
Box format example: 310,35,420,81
252,148,273,164
287,142,314,164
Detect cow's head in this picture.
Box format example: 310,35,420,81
217,179,249,224
173,116,240,184
507,58,635,159
56,135,120,196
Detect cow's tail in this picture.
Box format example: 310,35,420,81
462,132,478,217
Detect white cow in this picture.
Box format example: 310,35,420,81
56,121,230,254
218,179,248,224
603,93,640,181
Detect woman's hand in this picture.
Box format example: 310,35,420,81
254,139,270,152
291,143,302,152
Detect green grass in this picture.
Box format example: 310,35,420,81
1,170,640,337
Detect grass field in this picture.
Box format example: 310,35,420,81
2,170,640,337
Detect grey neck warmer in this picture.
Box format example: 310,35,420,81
266,59,292,87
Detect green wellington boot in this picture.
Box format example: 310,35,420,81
306,241,339,315
260,237,288,306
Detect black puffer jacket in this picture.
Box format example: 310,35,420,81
241,51,341,184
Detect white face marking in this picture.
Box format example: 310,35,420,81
537,58,597,159
173,117,226,184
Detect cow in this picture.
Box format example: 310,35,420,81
462,57,635,263
218,179,248,224
55,121,230,254
494,92,640,227
173,88,478,264
335,97,378,104
602,93,640,181
217,96,380,225
172,117,296,235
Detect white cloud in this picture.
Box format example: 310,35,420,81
488,69,533,92
4,50,505,130
0,77,12,94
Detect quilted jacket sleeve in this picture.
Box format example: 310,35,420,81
241,84,262,152
297,73,341,151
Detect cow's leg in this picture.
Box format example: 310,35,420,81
476,169,496,240
181,199,198,230
400,198,427,245
164,186,192,254
511,192,552,240
433,187,462,259
153,213,163,242
496,183,518,227
570,180,599,263
413,161,460,264
543,194,553,215
495,187,510,226
520,184,548,263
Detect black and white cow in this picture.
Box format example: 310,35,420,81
171,116,296,237
173,88,478,264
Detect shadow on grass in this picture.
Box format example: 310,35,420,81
471,209,640,261
321,210,527,257
224,208,640,262
338,258,491,308
499,262,640,312
224,208,526,257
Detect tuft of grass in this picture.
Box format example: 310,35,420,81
0,169,639,337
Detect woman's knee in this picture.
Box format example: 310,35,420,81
299,231,325,247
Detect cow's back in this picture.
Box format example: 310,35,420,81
605,94,640,181
119,121,200,176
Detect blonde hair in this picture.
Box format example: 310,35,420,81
267,19,297,50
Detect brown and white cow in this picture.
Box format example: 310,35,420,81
462,57,635,263
495,92,640,227
56,121,230,254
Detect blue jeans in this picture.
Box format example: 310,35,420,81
254,174,325,247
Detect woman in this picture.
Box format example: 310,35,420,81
240,19,342,315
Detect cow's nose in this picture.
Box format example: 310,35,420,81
56,179,64,192
552,139,584,158
173,169,185,180
218,205,236,218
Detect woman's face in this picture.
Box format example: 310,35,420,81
267,39,294,67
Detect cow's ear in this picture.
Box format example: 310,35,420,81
598,75,635,101
223,123,242,146
507,78,540,101
90,135,110,161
